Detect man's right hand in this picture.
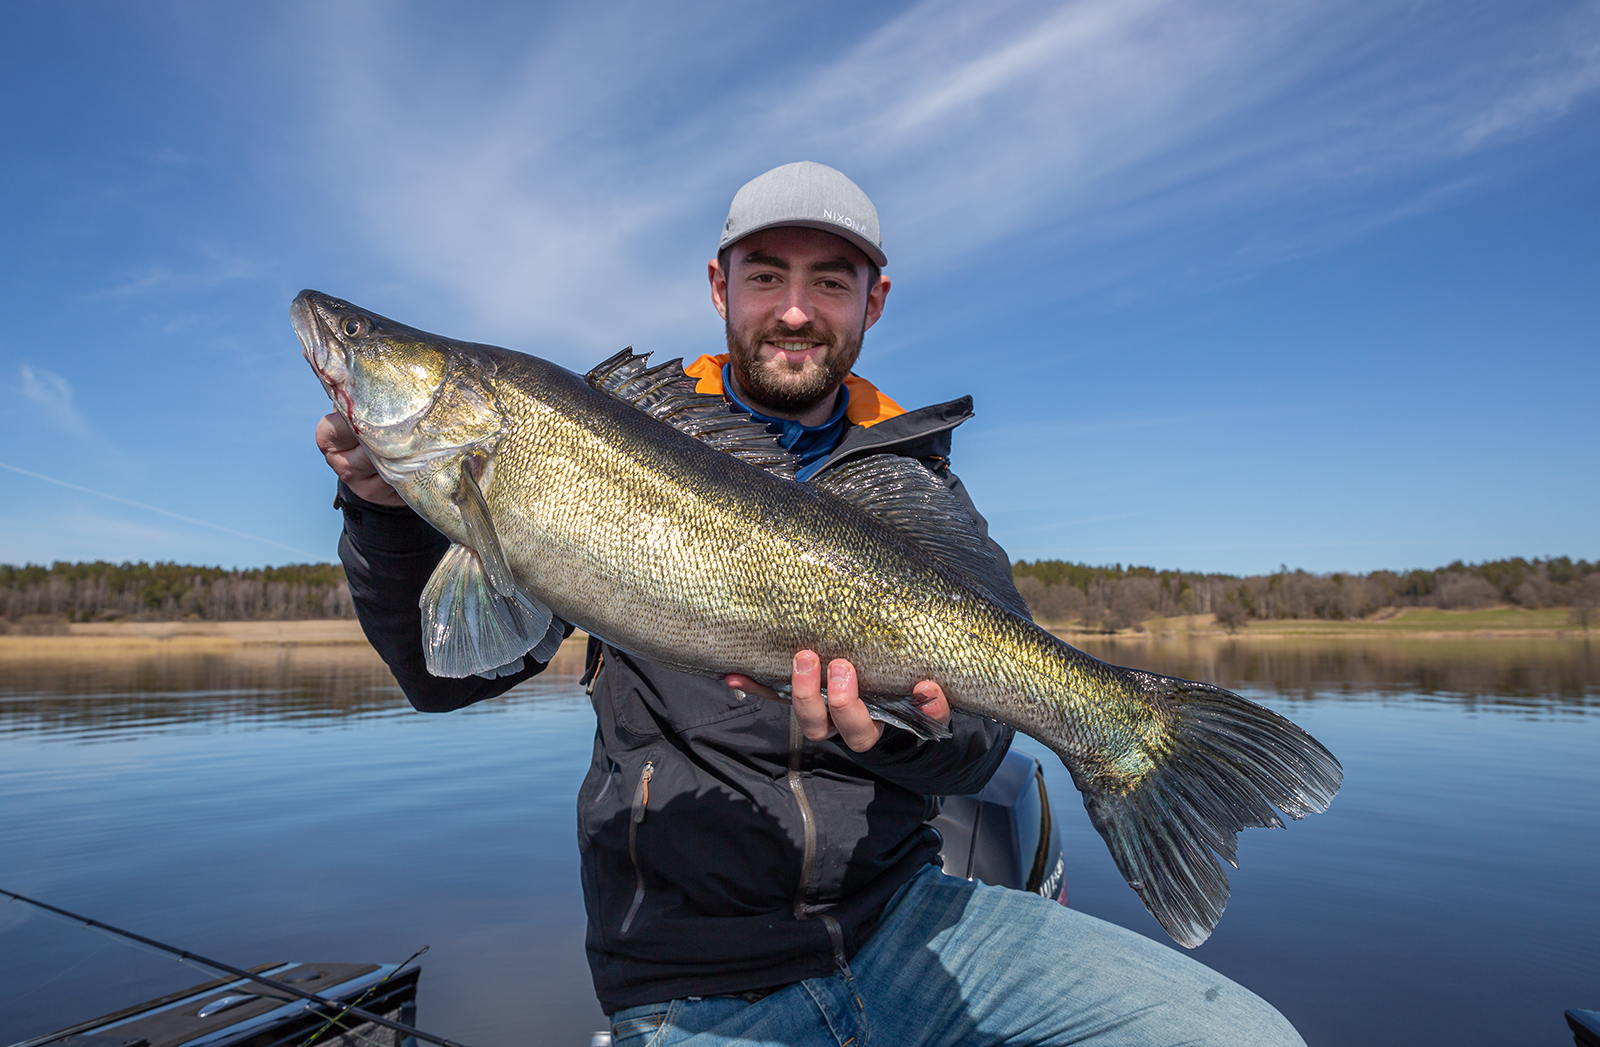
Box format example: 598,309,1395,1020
315,412,406,507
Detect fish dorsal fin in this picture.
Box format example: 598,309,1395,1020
811,454,1031,620
587,348,799,479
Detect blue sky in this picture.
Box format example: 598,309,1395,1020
1,0,1595,576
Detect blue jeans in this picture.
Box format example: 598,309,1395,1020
608,865,1305,1047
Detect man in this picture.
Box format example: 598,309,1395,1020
317,162,1305,1046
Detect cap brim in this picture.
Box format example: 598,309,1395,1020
721,219,887,269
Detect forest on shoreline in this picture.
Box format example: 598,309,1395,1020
0,561,354,632
1,555,1596,633
1012,556,1600,631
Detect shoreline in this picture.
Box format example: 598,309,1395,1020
0,622,591,672
1046,606,1594,642
0,605,1590,661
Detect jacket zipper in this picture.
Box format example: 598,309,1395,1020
787,709,818,920
788,709,853,975
619,759,654,935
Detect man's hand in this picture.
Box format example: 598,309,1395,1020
725,652,951,752
315,412,406,507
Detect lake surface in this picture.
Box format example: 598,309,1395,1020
1,637,1597,1046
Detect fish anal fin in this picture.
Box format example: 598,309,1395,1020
420,542,557,678
586,348,800,479
811,455,1028,618
862,693,953,741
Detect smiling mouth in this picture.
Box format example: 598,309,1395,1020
766,339,825,360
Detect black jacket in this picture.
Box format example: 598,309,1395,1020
336,394,1017,1014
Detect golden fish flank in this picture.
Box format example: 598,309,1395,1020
292,288,1342,950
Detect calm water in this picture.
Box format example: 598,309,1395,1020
1,637,1597,1046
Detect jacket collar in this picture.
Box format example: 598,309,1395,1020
683,353,907,428
818,395,974,475
683,353,973,478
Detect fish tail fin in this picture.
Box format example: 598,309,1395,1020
1068,670,1342,948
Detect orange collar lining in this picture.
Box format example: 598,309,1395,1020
683,354,906,428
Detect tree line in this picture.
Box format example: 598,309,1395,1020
1011,556,1600,631
0,561,354,630
5,555,1598,633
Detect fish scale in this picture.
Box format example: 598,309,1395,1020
294,288,1341,948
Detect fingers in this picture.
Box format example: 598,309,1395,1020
911,680,953,727
824,659,885,752
732,651,945,753
790,651,832,741
314,412,406,507
315,412,358,454
723,673,779,702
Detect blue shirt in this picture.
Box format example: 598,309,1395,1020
721,363,851,483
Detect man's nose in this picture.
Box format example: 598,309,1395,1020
779,305,809,328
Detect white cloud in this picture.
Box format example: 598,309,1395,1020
261,0,1599,354
16,363,90,436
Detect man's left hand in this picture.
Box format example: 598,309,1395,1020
725,651,951,752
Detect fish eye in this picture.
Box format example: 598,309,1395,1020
341,316,368,337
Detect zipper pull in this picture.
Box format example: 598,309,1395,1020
632,761,654,823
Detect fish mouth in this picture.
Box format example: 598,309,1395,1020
292,290,355,421
290,289,490,459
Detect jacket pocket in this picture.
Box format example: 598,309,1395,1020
618,756,655,936
601,646,761,740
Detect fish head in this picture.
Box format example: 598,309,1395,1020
292,289,506,509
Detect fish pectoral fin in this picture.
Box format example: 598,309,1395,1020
451,456,518,598
861,694,954,741
475,657,530,680
419,542,557,678
525,614,569,664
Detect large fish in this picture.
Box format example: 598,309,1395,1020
293,288,1341,948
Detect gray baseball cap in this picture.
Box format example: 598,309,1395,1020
720,161,887,268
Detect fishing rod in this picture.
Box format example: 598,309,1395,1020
299,943,429,1047
1,887,470,1047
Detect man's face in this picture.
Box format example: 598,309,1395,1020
709,227,890,418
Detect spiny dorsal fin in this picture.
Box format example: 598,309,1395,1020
586,348,799,479
810,454,1031,620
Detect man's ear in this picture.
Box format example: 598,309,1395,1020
862,275,891,333
708,258,729,321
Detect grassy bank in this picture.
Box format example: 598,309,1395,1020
0,620,593,675
1045,605,1591,640
0,604,1587,660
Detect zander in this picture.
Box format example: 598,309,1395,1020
293,288,1341,948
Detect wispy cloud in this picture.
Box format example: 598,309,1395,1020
0,460,316,559
15,363,90,436
257,0,1597,355
100,248,267,299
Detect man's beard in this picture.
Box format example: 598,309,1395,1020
725,321,863,415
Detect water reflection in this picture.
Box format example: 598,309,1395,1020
0,639,590,738
1073,635,1600,709
2,636,1596,741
